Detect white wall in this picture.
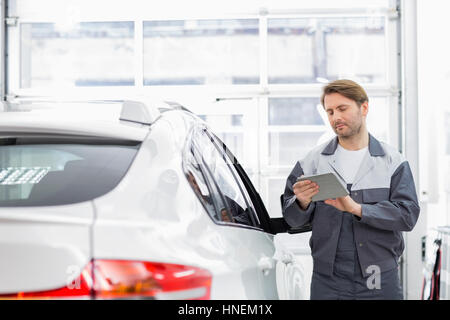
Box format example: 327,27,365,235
417,0,450,299
417,1,450,236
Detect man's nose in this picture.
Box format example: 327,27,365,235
330,112,342,124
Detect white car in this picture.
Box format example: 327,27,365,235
0,99,308,300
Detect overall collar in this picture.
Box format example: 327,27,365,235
320,133,385,157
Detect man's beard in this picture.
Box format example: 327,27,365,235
333,121,362,138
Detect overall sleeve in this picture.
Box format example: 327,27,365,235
282,161,316,228
360,161,420,231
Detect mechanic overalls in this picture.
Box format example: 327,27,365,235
310,184,404,300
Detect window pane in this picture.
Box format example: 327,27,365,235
185,147,223,222
211,133,260,225
269,98,324,125
268,19,314,83
269,131,325,166
268,17,386,84
143,19,259,85
193,129,257,227
21,22,135,88
0,137,140,207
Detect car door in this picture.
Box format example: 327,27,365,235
186,124,306,299
183,125,279,299
208,128,308,300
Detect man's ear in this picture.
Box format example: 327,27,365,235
361,101,369,116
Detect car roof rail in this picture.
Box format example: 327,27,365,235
120,100,164,125
163,101,193,113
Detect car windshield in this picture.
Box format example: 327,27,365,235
0,135,140,207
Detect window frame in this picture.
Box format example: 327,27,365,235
183,124,265,231
6,4,399,100
204,128,260,227
209,131,280,234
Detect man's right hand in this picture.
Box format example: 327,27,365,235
293,176,320,210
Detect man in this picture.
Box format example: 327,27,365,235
282,79,420,300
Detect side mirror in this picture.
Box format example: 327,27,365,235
275,193,312,234
287,223,312,234
269,217,312,235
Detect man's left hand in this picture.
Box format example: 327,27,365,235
324,196,362,218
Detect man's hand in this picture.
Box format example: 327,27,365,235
293,176,320,210
324,196,362,217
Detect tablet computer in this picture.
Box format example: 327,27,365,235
296,172,349,202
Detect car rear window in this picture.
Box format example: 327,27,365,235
0,136,140,207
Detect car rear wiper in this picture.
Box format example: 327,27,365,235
0,138,17,145
0,135,140,147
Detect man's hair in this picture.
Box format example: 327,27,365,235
320,79,368,107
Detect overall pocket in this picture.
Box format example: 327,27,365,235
361,188,396,242
311,202,339,237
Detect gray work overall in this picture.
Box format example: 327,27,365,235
310,184,403,300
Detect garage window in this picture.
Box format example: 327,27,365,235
0,136,140,207
20,22,135,88
143,19,259,86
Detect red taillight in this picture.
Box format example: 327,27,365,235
92,260,212,300
0,260,212,300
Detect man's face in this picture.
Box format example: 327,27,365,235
323,92,368,138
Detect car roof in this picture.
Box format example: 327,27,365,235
0,100,186,142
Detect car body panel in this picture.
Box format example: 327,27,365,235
91,111,279,299
0,202,93,294
0,101,304,299
0,103,149,141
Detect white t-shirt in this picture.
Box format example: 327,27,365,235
334,144,368,184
